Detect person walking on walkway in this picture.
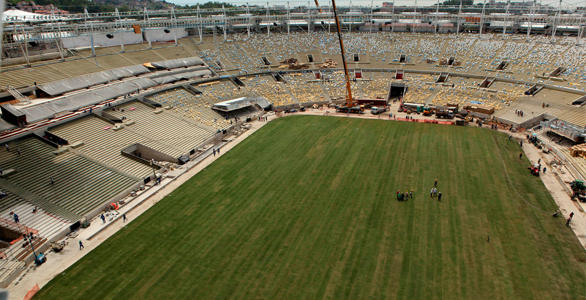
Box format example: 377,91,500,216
122,214,127,222
79,240,84,250
566,212,574,226
100,214,106,224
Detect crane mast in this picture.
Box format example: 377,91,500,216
315,0,354,108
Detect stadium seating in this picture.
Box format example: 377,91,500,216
242,76,297,106
148,88,231,130
0,136,136,220
283,73,329,103
49,116,154,179
0,258,25,288
105,101,216,157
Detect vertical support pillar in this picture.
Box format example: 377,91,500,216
527,1,534,39
456,0,462,35
197,5,203,43
222,4,227,42
287,2,291,35
480,0,486,36
435,0,440,34
369,0,374,34
85,8,96,57
0,0,5,69
171,7,178,46
503,0,510,37
266,3,270,36
551,0,562,42
247,3,251,38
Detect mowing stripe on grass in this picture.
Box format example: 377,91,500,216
36,116,586,300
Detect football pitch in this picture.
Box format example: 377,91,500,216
37,115,585,299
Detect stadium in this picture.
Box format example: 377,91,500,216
0,1,585,299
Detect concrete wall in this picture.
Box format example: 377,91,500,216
134,144,178,163
62,31,143,49
143,28,188,43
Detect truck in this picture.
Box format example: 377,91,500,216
371,106,387,115
435,109,454,119
336,105,364,114
435,105,456,119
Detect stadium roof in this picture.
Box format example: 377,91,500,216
152,69,212,85
38,65,150,96
212,97,271,112
520,22,547,28
150,57,204,69
23,78,158,122
2,9,64,22
19,66,212,123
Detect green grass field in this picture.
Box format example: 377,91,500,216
37,116,585,299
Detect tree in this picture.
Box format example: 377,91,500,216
181,2,236,9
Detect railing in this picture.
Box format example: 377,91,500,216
2,11,584,45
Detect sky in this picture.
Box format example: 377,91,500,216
166,0,584,8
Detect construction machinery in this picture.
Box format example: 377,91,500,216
314,0,360,113
371,106,387,115
528,164,540,176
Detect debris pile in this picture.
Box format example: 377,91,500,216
570,144,586,158
319,59,337,69
279,58,309,70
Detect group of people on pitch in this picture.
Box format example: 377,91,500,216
396,190,413,201
396,179,444,202
430,179,442,201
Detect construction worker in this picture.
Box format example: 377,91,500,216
566,212,574,227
